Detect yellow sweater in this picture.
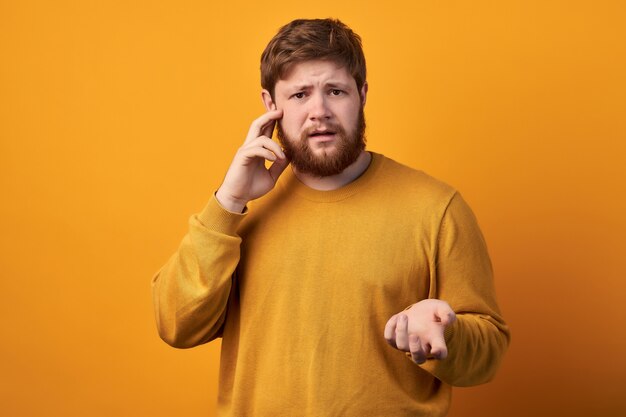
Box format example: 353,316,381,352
152,152,510,416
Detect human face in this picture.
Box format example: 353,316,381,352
264,60,367,177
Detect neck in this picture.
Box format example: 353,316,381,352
292,151,372,191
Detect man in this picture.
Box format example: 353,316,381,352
152,18,510,416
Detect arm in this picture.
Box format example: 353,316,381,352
151,196,246,348
152,109,288,348
385,192,510,386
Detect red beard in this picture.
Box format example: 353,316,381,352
277,108,366,177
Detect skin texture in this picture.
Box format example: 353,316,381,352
215,59,456,364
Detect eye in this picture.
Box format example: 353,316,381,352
292,92,306,99
330,89,343,96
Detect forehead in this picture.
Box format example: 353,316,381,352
276,60,356,89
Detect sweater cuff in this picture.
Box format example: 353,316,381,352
195,193,248,236
443,319,457,342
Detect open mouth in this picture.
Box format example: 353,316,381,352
309,131,336,139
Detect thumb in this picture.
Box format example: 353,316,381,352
436,304,456,326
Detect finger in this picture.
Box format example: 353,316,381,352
409,334,427,364
384,315,399,348
246,136,285,159
260,117,276,139
245,109,283,143
248,109,282,138
268,157,289,182
395,314,409,351
239,146,279,163
427,332,448,360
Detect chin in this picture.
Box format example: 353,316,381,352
310,144,339,156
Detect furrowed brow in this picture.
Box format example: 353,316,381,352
290,84,312,91
325,81,352,90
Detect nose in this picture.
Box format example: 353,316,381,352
308,92,332,121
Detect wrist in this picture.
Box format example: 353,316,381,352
215,188,247,213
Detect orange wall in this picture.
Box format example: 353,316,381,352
1,1,625,416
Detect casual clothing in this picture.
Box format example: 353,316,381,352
152,152,510,416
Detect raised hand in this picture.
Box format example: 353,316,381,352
215,109,289,212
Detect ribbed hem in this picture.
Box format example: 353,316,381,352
196,193,247,236
279,152,385,202
444,319,457,342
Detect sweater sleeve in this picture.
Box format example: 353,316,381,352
151,195,246,348
420,192,511,386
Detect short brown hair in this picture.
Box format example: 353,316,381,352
260,18,367,97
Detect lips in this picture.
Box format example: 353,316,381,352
309,130,336,137
308,130,336,139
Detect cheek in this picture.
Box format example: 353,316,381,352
279,110,305,133
340,105,361,129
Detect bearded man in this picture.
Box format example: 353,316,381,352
152,18,510,417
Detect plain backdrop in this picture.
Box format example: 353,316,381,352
1,0,625,416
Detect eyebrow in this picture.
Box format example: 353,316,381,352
289,81,353,91
326,81,352,89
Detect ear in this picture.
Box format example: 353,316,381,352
360,82,368,107
261,89,276,111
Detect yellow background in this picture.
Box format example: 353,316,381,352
1,0,625,416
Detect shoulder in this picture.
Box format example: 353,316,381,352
372,153,458,208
